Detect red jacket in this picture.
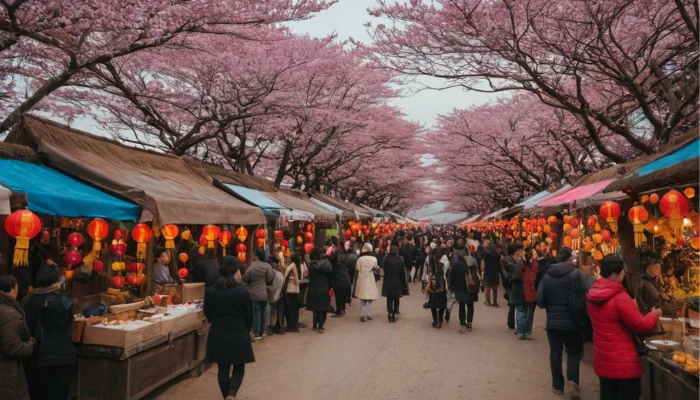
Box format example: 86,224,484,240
587,278,659,379
521,260,538,303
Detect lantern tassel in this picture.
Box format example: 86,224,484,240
136,242,147,259
13,238,30,267
165,239,175,249
633,224,645,248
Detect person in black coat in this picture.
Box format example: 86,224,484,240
426,247,448,328
332,240,350,318
399,237,416,283
382,246,409,323
194,248,221,288
203,256,254,400
306,248,334,333
449,251,481,333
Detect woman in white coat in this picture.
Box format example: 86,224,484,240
353,243,380,322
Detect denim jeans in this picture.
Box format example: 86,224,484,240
516,302,536,336
547,330,583,391
252,300,267,337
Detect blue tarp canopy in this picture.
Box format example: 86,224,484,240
0,159,141,219
636,138,699,177
224,184,284,219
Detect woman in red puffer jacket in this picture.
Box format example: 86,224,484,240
587,256,660,400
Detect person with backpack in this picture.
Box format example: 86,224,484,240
449,249,481,333
425,246,448,328
587,255,661,400
283,252,302,333
536,247,590,399
241,248,275,341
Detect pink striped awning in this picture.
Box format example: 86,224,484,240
537,179,616,207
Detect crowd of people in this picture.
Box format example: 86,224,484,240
0,226,666,400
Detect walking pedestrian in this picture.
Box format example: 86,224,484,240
332,240,350,318
534,239,554,290
382,245,409,323
345,242,358,308
536,247,588,399
0,275,35,400
414,239,428,283
241,248,275,341
283,252,302,332
587,255,661,400
481,239,502,307
399,237,416,284
193,248,221,288
515,246,539,339
22,265,75,400
268,250,285,335
354,243,380,322
306,248,334,333
203,256,254,400
503,243,523,331
426,247,447,328
449,250,481,333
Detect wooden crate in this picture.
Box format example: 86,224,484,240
159,309,204,334
82,320,162,349
161,283,205,303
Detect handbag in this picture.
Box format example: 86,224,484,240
466,267,480,294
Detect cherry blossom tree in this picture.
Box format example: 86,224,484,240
370,0,699,162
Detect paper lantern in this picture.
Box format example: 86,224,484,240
297,236,303,245
126,275,142,287
563,215,572,224
594,223,601,232
303,242,314,254
110,240,126,256
114,229,123,240
345,229,352,240
65,250,82,266
640,195,649,203
593,250,603,261
181,229,191,241
599,201,622,232
202,225,221,249
600,229,612,242
545,237,553,244
219,230,232,255
684,187,695,199
161,224,179,249
563,236,572,247
570,217,580,227
659,189,690,229
255,229,265,239
198,246,205,255
235,227,248,242
111,262,125,271
67,232,84,248
93,260,104,273
63,269,74,281
127,263,138,273
570,229,580,239
274,230,284,239
179,253,189,263
256,238,265,248
236,243,247,253
178,268,189,279
199,234,208,247
543,224,552,233
537,218,546,226
649,193,659,204
547,216,558,225
131,223,152,259
628,205,650,247
4,210,42,267
592,233,603,244
587,216,598,229
281,239,289,248
305,223,313,232
563,223,573,233
86,218,109,254
304,231,314,243
111,275,125,289
645,215,658,233
691,236,700,250
237,251,247,263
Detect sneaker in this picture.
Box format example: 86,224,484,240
518,335,526,340
318,328,325,334
492,303,500,307
459,325,467,334
466,324,473,332
367,316,373,321
566,381,581,400
331,314,344,318
252,336,262,341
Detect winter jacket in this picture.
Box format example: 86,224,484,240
0,292,35,400
587,278,659,379
193,258,220,288
204,284,254,365
482,248,501,286
241,261,275,301
449,255,480,303
346,253,358,282
505,256,524,305
306,260,334,312
354,253,380,300
399,244,416,270
333,251,351,288
636,275,662,316
535,254,554,289
522,259,539,303
536,262,588,331
23,292,75,367
382,254,409,298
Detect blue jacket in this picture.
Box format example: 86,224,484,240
536,262,586,331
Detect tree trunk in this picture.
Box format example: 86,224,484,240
273,143,291,188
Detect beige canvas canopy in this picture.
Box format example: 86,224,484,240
7,116,265,225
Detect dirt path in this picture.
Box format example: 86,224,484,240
149,282,600,400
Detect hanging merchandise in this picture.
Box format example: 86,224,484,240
65,250,82,266
306,223,313,232
684,187,696,199
131,223,152,260
274,230,284,240
649,193,660,204
161,224,179,249
628,205,650,248
93,260,104,273
236,243,247,262
304,231,314,243
303,242,314,254
659,189,690,230
202,225,221,249
181,228,191,241
219,230,232,255
599,201,622,232
235,226,248,243
547,215,558,225
587,216,598,229
600,229,612,242
86,218,109,256
178,268,189,279
178,253,189,263
4,210,42,267
67,232,84,248
111,275,126,289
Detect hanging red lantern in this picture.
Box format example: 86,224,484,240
4,210,42,267
113,229,123,240
628,205,650,248
599,201,622,232
64,250,82,266
202,225,221,249
219,230,232,255
600,229,612,242
199,234,208,247
110,275,125,289
93,260,104,273
649,193,660,204
659,189,690,229
235,226,248,242
236,243,247,253
126,275,143,287
303,242,314,254
570,229,580,239
570,217,580,227
86,218,109,254
306,223,313,232
256,238,265,248
537,217,546,226
127,263,139,273
304,231,314,243
110,240,126,256
684,187,696,199
281,239,289,248
161,224,179,249
547,216,558,225
178,268,189,279
345,229,352,240
587,216,598,229
67,232,84,248
255,229,266,239
178,253,189,263
274,230,284,239
131,223,152,259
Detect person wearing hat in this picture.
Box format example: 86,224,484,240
353,243,380,322
636,254,666,316
22,264,75,400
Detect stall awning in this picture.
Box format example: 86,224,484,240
8,117,265,225
222,184,283,219
311,192,372,220
360,205,385,217
520,185,572,209
0,159,141,219
537,179,616,207
482,207,510,221
0,184,10,215
311,198,344,217
266,190,336,223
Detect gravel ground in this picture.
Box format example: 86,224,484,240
147,281,600,400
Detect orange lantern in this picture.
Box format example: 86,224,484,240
178,253,189,263
640,195,649,203
600,229,612,242
181,228,191,241
659,189,690,229
86,218,109,255
235,226,248,242
547,216,558,225
587,216,598,229
563,215,572,224
236,243,247,262
563,236,572,247
628,205,649,248
304,231,314,243
4,210,42,267
690,235,700,250
599,201,622,232
131,223,152,259
593,249,604,261
570,229,580,239
684,187,695,199
649,193,660,204
256,238,265,248
543,224,552,233
545,237,553,245
161,224,179,249
219,230,232,255
592,233,603,244
563,223,573,233
202,225,221,249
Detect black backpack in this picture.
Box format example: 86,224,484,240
569,271,590,328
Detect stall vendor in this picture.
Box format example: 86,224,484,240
637,256,667,315
152,247,176,290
